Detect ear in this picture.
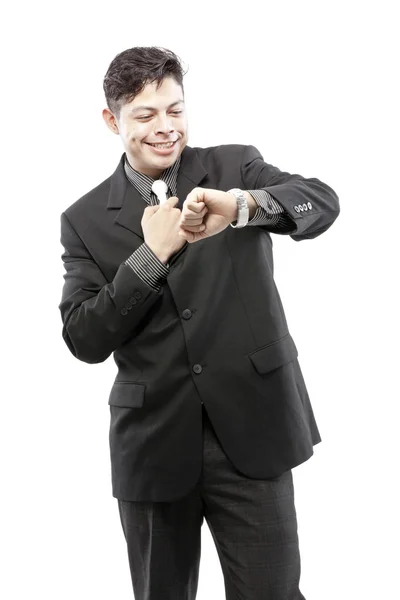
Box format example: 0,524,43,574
102,108,119,135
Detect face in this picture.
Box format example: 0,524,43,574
103,76,189,178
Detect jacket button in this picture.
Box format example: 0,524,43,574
294,206,300,212
120,308,128,316
302,203,308,210
307,202,312,209
182,309,192,320
126,302,133,310
134,292,141,300
129,297,137,305
193,364,202,374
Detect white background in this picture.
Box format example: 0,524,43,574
1,1,399,598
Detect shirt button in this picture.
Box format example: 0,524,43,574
193,364,203,374
182,309,192,320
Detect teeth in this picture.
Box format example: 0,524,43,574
149,142,174,149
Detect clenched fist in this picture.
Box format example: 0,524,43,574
179,188,238,243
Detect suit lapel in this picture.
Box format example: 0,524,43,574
107,145,208,241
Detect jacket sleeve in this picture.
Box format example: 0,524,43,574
241,144,340,241
58,212,164,364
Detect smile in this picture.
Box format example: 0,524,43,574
146,141,177,149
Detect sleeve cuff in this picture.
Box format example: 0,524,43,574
246,190,296,232
125,243,170,292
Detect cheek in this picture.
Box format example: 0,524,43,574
132,124,151,141
120,119,144,141
119,123,132,139
180,118,188,133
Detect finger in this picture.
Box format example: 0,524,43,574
185,186,204,204
142,205,159,222
143,205,157,214
190,201,205,213
180,217,204,228
178,230,194,242
182,206,208,221
180,209,207,228
183,200,205,214
181,223,206,232
166,196,179,206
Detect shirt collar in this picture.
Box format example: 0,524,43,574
123,152,181,204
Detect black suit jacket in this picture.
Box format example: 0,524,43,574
59,144,340,501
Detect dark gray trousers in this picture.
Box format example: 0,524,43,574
117,406,307,600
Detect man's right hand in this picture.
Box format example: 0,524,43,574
141,196,207,264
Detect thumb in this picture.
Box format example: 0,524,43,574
165,195,179,207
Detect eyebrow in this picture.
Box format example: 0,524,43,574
131,100,184,113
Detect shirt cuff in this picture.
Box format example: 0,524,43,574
125,243,170,293
246,190,297,232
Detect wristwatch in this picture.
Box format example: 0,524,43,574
228,188,249,228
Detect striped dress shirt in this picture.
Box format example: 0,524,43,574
124,152,295,292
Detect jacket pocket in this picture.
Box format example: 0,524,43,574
248,333,298,374
108,382,145,408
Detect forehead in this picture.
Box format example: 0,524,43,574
126,77,184,112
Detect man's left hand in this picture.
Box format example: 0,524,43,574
178,188,237,243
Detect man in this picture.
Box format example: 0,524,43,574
59,46,340,599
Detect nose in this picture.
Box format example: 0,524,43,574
155,114,175,135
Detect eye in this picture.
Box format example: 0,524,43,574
137,110,182,121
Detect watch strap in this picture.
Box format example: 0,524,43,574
228,188,249,228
